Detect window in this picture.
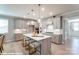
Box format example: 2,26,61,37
0,19,8,33
47,24,53,32
73,22,79,31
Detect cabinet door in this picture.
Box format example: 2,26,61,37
53,17,60,29
52,35,61,44
40,37,51,55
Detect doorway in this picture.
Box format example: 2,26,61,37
63,17,79,54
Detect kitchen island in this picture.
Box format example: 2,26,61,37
23,33,52,55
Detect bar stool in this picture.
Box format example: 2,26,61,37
23,36,41,55
22,36,30,47
23,36,35,50
0,34,5,54
28,40,41,55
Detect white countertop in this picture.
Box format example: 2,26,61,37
23,33,51,41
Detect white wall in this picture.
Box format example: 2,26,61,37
7,17,15,42
0,16,15,42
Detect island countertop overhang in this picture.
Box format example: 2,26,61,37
23,33,52,41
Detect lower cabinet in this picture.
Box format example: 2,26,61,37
52,35,62,44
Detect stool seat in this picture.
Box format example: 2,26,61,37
23,36,41,55
29,41,41,55
30,41,40,48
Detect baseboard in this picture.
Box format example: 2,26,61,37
52,42,62,45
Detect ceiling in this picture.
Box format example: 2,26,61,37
0,4,79,20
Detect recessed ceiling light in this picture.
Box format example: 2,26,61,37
41,7,45,11
49,12,53,16
41,16,43,18
31,21,36,25
38,19,41,23
33,13,36,16
27,22,30,25
23,16,26,18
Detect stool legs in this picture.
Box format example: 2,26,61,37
0,48,2,53
40,44,41,55
23,37,41,55
28,41,41,55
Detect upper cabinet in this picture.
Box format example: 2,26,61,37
53,17,60,29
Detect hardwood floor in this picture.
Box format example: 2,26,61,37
51,37,79,55
1,37,79,55
2,41,28,55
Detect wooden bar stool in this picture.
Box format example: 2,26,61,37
22,36,41,55
29,41,41,55
24,38,35,50
0,35,5,54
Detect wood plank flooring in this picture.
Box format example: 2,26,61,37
1,41,28,55
1,37,79,55
51,37,79,55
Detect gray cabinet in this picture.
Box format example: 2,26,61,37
53,17,60,29
52,35,62,44
52,16,63,44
